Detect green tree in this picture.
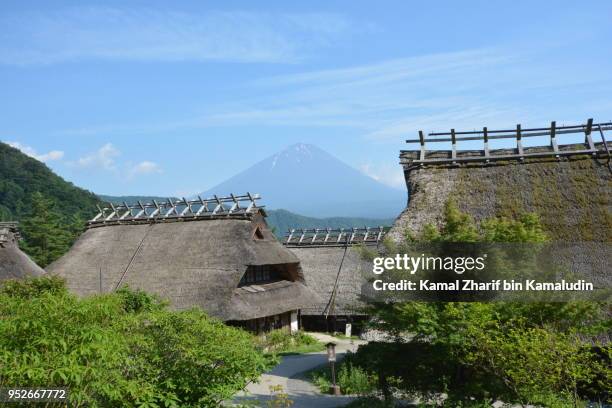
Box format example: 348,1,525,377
363,201,610,406
18,192,75,267
0,277,272,407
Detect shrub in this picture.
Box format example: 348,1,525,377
362,201,610,405
308,354,377,396
0,275,66,299
259,330,323,354
0,278,271,407
337,362,376,395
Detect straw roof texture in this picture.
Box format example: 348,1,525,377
47,214,319,321
288,245,371,316
0,224,45,282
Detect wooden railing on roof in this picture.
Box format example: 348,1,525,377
88,193,262,227
283,227,386,247
402,118,612,166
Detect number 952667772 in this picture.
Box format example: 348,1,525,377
1,388,69,402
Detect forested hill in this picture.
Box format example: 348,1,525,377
0,142,101,266
0,142,99,222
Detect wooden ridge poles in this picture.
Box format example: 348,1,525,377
403,118,612,166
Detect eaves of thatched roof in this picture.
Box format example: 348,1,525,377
47,213,320,321
287,245,371,316
0,223,45,282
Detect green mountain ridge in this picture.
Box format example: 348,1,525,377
264,208,393,237
0,142,99,222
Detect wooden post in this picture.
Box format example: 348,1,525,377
311,229,319,244
451,128,457,163
286,229,294,244
516,124,524,158
550,121,559,157
418,130,426,163
585,118,596,153
324,228,331,244
483,127,490,162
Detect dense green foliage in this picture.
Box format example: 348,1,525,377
309,355,377,395
358,202,611,406
0,277,273,407
0,142,100,266
0,142,98,222
18,192,85,267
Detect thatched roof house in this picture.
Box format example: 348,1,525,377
283,227,384,333
48,194,319,332
0,222,45,282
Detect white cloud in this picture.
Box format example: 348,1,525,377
6,141,64,162
129,161,162,177
73,143,161,179
0,8,352,65
76,143,120,170
359,163,405,190
56,44,612,141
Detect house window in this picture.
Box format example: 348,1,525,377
239,265,279,286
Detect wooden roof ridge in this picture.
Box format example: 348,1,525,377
403,118,612,166
88,192,264,228
283,226,387,247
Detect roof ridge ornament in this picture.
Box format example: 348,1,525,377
88,193,262,227
283,226,386,247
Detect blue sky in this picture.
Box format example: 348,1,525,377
1,0,611,197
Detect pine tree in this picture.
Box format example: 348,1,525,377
19,192,74,267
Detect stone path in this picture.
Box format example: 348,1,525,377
233,333,366,408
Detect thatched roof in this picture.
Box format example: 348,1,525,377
47,211,320,321
287,245,371,316
0,222,45,282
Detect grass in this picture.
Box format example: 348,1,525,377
258,330,326,355
277,342,326,356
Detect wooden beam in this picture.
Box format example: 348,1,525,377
418,130,426,162
516,124,524,158
585,118,596,152
451,128,457,162
550,121,559,157
483,127,490,161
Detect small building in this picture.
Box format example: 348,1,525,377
47,194,319,333
0,222,45,282
283,227,385,334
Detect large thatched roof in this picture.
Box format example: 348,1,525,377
48,211,320,321
287,245,372,316
0,222,45,282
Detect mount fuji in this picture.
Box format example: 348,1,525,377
198,143,406,218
